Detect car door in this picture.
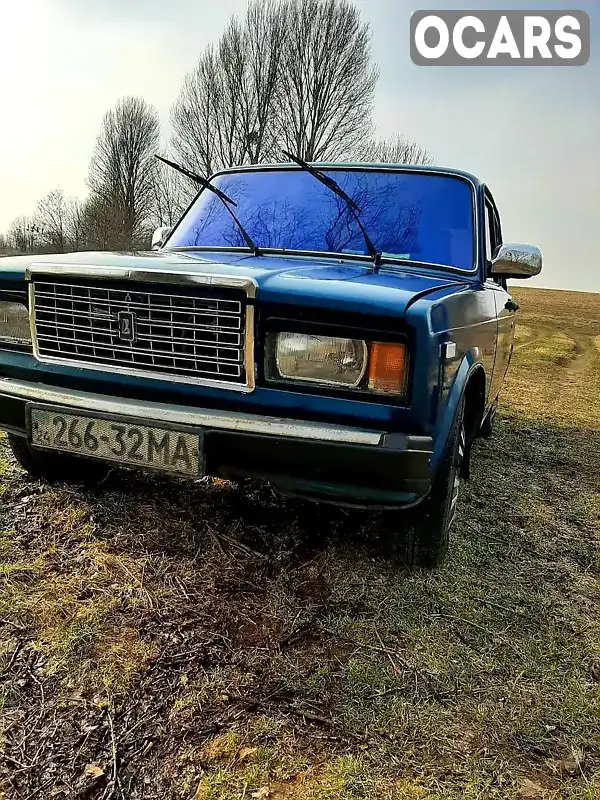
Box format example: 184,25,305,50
484,190,517,402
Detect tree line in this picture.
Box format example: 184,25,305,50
0,0,432,258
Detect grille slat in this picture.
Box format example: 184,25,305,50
36,308,241,334
33,335,243,363
36,302,242,329
36,319,242,346
32,280,248,386
34,287,240,313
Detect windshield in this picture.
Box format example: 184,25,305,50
168,168,475,271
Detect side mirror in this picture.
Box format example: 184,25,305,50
151,226,173,250
489,243,542,279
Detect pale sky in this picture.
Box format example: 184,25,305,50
0,0,598,292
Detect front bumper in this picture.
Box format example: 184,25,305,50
0,377,433,508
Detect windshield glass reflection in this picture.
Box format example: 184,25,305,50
168,169,475,271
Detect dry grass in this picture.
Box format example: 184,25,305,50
507,288,600,430
1,286,599,799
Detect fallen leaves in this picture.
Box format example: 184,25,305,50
518,778,546,799
239,746,258,763
84,763,104,780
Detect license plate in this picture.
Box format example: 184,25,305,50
28,408,200,477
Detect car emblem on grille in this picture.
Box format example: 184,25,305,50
117,310,137,343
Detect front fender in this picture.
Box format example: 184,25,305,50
431,349,483,471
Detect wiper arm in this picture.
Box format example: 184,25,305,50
282,151,382,267
155,155,262,257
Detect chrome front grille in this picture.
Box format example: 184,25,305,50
31,279,251,387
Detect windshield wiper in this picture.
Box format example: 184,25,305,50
282,151,382,268
155,155,262,257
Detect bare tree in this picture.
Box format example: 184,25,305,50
32,189,94,253
355,133,433,165
171,47,223,177
2,3,431,258
79,196,122,252
276,0,377,161
88,97,160,249
220,1,286,164
171,0,285,175
171,0,377,171
65,197,87,252
35,188,70,253
7,216,43,253
0,234,13,256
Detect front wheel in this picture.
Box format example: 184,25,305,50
8,435,110,485
381,399,466,568
480,398,498,439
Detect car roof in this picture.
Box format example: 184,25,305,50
215,161,482,187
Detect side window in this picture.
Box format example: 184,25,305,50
485,191,503,256
484,191,505,286
484,202,494,263
492,206,502,251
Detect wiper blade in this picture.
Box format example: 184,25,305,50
282,151,382,267
156,155,237,205
155,155,262,257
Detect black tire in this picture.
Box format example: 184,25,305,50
8,434,110,485
480,398,498,439
381,398,466,568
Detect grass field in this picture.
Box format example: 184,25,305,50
1,287,599,800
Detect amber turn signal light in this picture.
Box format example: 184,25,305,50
367,342,407,395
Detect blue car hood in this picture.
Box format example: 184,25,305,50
0,249,468,318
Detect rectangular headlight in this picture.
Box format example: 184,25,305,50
271,332,367,387
0,301,31,345
266,332,407,396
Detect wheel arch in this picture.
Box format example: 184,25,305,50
432,356,487,472
462,365,486,448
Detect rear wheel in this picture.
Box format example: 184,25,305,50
8,435,110,485
381,398,466,568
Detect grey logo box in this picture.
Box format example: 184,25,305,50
410,10,590,66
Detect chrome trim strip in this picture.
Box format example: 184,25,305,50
0,378,384,446
25,264,258,299
244,305,255,390
27,273,257,394
29,282,39,361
